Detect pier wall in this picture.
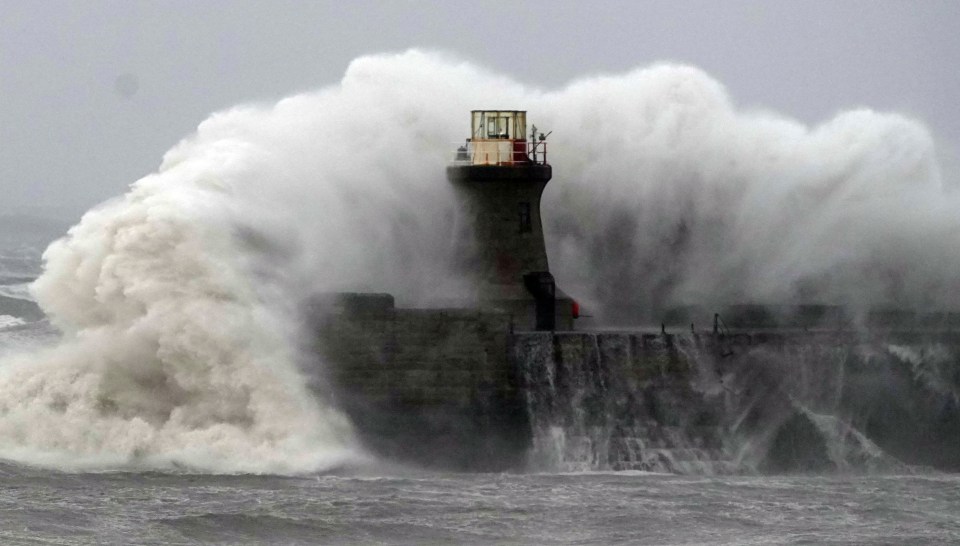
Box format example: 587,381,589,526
311,294,527,471
310,295,960,472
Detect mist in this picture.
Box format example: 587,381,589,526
541,64,959,318
0,50,956,472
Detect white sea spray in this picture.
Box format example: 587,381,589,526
0,50,955,472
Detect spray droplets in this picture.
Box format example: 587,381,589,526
0,50,956,472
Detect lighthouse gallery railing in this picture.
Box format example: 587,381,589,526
451,140,548,166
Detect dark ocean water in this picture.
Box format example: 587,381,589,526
0,236,50,356
0,467,957,545
1,230,959,545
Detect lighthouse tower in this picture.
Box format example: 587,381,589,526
447,110,574,331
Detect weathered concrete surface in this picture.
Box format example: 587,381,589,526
311,294,528,471
310,294,731,472
310,295,960,473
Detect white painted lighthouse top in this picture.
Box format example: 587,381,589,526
455,110,547,166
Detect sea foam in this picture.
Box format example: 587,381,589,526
0,50,955,472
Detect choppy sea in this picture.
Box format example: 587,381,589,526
1,231,959,545
0,467,957,545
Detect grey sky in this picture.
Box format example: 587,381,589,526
2,0,959,219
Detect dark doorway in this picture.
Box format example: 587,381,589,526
523,271,556,331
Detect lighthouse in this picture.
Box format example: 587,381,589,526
447,110,574,331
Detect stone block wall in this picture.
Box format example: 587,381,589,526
311,295,529,471
310,293,960,473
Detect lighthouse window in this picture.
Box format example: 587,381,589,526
518,202,532,233
487,117,499,138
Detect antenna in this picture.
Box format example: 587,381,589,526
529,124,551,164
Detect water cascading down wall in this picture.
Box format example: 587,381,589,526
311,295,960,473
307,93,960,474
6,51,960,475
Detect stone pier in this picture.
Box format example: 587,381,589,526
308,294,960,473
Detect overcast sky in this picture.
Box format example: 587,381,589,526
2,0,959,219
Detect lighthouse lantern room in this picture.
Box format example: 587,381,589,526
459,110,546,166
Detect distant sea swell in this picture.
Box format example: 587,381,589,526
0,250,54,356
0,242,42,322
